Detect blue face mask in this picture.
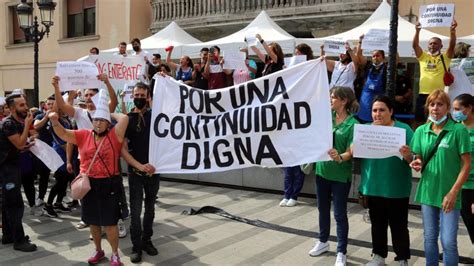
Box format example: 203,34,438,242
452,110,468,122
428,115,448,125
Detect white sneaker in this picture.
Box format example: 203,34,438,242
366,254,385,266
335,252,347,266
286,199,297,207
398,260,408,266
308,241,329,257
279,199,289,207
35,198,44,207
118,220,127,238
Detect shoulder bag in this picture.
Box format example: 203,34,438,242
440,54,455,86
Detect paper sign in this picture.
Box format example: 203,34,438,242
284,55,307,68
245,35,258,47
223,51,247,70
122,84,134,103
361,29,390,52
419,4,455,28
0,96,5,105
56,61,102,91
353,124,406,159
324,40,347,54
29,139,64,172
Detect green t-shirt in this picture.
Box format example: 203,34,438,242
463,127,474,189
359,121,413,198
411,119,471,209
316,113,358,183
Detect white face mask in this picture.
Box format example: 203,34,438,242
428,114,447,125
428,51,441,56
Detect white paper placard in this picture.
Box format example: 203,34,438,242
29,139,64,172
56,61,102,91
324,40,347,54
245,35,258,47
284,55,307,68
361,29,390,52
223,51,247,70
122,84,134,103
0,96,5,105
353,124,405,159
419,4,455,28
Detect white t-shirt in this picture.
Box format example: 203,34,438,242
446,67,474,110
329,61,357,90
73,107,94,130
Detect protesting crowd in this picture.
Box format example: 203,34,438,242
0,15,473,266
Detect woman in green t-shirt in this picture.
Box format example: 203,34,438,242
452,93,474,244
410,90,471,265
308,87,359,266
358,95,414,266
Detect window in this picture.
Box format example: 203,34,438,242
10,6,32,44
67,0,95,38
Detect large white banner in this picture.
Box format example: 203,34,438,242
81,54,146,112
149,59,332,173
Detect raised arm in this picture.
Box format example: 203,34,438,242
446,19,457,58
357,35,368,68
48,112,77,145
347,43,359,73
165,46,178,71
256,34,278,63
320,44,336,72
111,112,129,143
52,76,75,118
412,21,423,58
33,111,50,130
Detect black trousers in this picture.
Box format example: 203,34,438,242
1,162,26,244
368,196,411,261
34,158,50,200
461,189,474,244
47,170,72,205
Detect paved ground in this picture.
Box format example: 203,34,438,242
0,178,473,265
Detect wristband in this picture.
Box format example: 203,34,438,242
338,154,343,163
260,39,265,44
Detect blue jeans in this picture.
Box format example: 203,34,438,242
129,172,160,251
283,166,305,200
315,175,351,254
421,204,460,266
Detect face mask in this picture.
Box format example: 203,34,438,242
132,46,140,52
428,51,440,56
150,62,159,67
94,128,109,137
452,110,468,122
428,115,447,125
372,62,383,67
134,98,147,110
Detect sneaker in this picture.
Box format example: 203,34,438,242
13,240,37,252
286,199,297,207
366,254,385,266
110,253,120,266
53,203,72,213
30,206,43,216
130,248,142,263
35,198,44,207
143,240,159,256
398,260,408,266
67,200,80,209
43,205,58,218
279,198,289,207
335,252,347,266
87,250,105,264
118,220,127,238
308,241,329,257
75,221,88,229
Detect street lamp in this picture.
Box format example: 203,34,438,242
16,0,56,107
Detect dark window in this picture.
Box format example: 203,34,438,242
67,0,95,38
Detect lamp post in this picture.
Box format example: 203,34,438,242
16,0,56,107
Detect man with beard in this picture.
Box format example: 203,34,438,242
413,19,457,122
114,42,128,57
0,94,37,252
193,47,209,89
120,82,159,263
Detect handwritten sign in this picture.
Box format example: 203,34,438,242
361,29,390,52
419,4,455,28
122,84,134,103
284,55,307,68
56,61,102,91
324,40,347,54
223,51,247,70
353,124,405,159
